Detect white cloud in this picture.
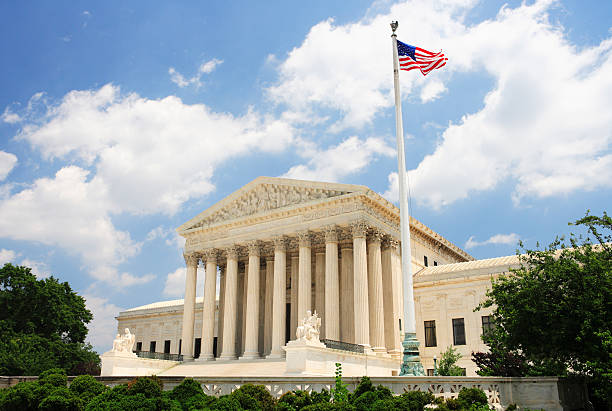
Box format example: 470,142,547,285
420,79,447,103
465,233,520,249
169,58,223,88
163,266,204,298
1,108,21,124
15,84,293,216
20,258,50,279
0,248,17,265
283,136,395,182
0,166,147,286
0,151,17,181
145,226,184,249
84,294,124,353
267,1,468,132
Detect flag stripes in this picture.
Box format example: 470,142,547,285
397,41,447,76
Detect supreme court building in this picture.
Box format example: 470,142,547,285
116,177,516,376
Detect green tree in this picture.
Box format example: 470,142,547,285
0,263,100,375
477,211,611,406
437,346,464,376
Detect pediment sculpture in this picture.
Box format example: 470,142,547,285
188,184,350,229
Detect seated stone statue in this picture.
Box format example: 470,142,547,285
111,328,136,355
295,310,321,342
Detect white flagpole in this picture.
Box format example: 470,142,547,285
391,21,424,376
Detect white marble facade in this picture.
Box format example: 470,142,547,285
116,177,515,375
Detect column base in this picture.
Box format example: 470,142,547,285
399,332,424,376
182,355,194,362
372,347,390,356
194,354,215,362
219,354,237,361
266,351,285,359
239,352,261,360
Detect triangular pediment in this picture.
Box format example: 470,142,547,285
178,177,368,232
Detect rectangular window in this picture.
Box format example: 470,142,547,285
424,256,428,267
178,339,182,355
149,341,156,353
426,369,435,376
136,342,142,351
481,315,494,336
452,318,466,345
434,261,438,266
424,320,437,347
164,340,171,354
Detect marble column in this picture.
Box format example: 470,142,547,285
220,246,238,359
241,242,260,359
382,239,402,358
217,265,226,358
297,231,312,324
263,257,274,356
315,250,325,339
180,253,199,360
367,231,386,353
352,221,370,349
199,249,218,360
324,225,339,341
269,236,287,358
340,245,354,343
290,255,299,339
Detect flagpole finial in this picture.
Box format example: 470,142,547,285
391,21,398,35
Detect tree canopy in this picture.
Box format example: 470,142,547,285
475,211,611,406
0,263,100,375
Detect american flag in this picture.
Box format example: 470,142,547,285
397,40,447,76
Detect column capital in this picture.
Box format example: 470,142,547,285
297,231,311,247
368,229,384,245
382,237,400,251
183,253,199,267
203,249,218,263
247,241,261,256
323,225,338,243
225,245,238,259
351,220,369,238
273,236,287,251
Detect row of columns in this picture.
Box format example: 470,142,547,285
180,222,403,361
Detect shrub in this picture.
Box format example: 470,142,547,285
395,391,435,411
0,381,41,411
38,387,82,411
232,384,276,410
331,363,348,404
168,378,216,410
209,395,242,410
127,376,163,398
278,389,314,409
69,374,107,406
38,368,67,388
457,387,488,407
438,347,464,376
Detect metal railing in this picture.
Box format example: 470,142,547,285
134,350,183,361
320,339,365,353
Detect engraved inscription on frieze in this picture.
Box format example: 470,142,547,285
189,184,350,229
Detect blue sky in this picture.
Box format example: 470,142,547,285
1,0,610,352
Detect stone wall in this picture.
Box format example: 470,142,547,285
0,375,588,410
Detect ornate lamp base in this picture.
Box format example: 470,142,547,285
399,332,424,376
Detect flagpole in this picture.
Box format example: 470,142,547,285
391,21,424,376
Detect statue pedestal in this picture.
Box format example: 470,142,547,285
100,351,177,376
282,340,398,377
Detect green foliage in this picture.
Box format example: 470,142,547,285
477,211,611,405
457,387,488,407
0,263,100,376
331,363,348,403
0,373,492,411
38,387,82,411
69,375,108,406
437,346,464,376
